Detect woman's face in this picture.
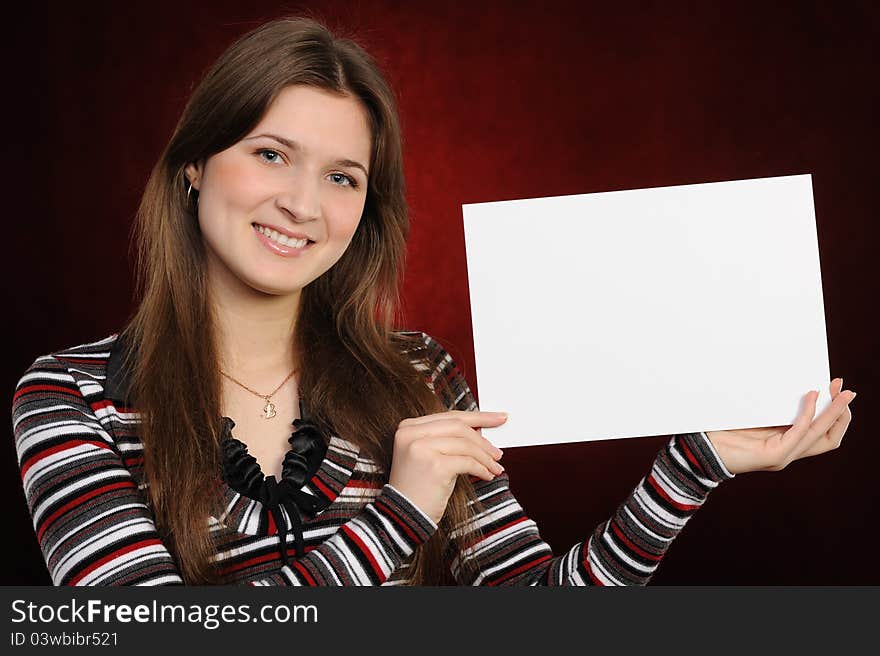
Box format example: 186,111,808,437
185,84,372,298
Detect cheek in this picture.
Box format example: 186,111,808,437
203,156,265,209
327,198,365,243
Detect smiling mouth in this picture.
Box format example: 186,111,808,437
251,222,315,248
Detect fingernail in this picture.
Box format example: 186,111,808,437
840,377,844,388
495,412,508,419
850,392,857,401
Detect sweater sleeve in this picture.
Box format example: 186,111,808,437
12,355,437,586
417,332,734,586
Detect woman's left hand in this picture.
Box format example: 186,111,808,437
705,378,856,475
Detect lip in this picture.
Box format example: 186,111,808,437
252,221,315,242
252,223,315,258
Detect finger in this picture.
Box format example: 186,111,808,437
773,380,844,446
791,391,855,461
424,436,505,475
775,391,820,459
808,388,856,442
399,409,508,429
420,438,503,479
797,405,852,459
398,416,505,457
442,454,501,482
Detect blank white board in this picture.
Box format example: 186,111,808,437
462,174,831,448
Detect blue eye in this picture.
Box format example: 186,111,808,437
256,149,283,164
255,148,359,189
329,172,358,189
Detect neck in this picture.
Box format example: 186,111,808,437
208,255,302,382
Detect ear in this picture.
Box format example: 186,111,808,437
184,160,204,190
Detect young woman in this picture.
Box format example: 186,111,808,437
12,17,856,586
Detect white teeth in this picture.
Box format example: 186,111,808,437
256,224,308,249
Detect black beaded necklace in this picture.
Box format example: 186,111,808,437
220,397,330,566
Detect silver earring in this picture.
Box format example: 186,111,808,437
186,179,198,208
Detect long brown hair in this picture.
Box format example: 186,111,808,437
120,16,482,584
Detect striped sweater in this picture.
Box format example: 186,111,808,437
11,330,734,586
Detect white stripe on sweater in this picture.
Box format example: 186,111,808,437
22,441,106,494
471,543,551,585
633,486,688,529
623,505,673,543
344,516,393,578
601,525,657,574
651,464,705,506
47,503,150,562
669,440,719,488
586,536,626,586
16,417,115,454
53,517,161,582
77,544,172,586
32,469,129,527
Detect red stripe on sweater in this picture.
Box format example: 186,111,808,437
444,366,461,384
341,525,384,581
68,538,164,585
55,357,108,366
291,560,317,585
581,539,605,586
678,438,708,477
647,474,700,512
610,520,661,561
37,481,137,542
218,546,317,576
373,498,420,544
487,553,552,586
13,384,79,403
583,560,605,586
459,517,529,551
345,479,382,489
87,401,137,416
312,477,337,501
20,439,110,479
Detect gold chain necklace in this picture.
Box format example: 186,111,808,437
219,368,297,419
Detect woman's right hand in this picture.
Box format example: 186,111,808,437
388,410,508,525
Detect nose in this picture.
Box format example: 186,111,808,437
275,171,321,223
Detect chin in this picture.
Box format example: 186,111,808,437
240,274,307,298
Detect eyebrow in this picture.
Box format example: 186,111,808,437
244,133,369,178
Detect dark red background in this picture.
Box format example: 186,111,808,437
4,1,877,584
